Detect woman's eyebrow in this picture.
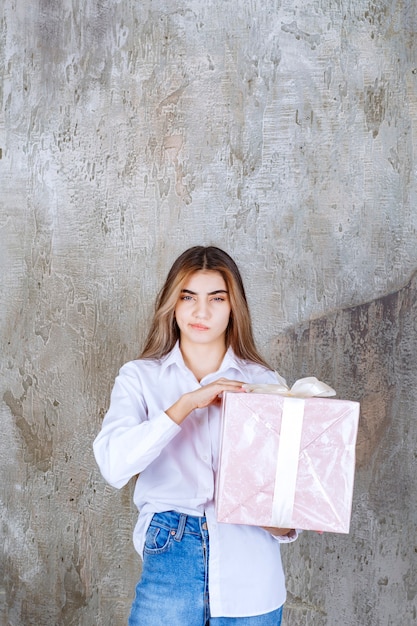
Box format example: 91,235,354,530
181,289,229,295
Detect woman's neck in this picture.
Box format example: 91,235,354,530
179,340,227,382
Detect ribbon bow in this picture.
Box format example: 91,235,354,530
243,374,336,398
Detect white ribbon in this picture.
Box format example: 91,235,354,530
243,374,336,398
271,397,305,526
243,374,336,527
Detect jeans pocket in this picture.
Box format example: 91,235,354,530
144,524,173,554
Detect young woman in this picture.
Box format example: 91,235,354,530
93,246,297,626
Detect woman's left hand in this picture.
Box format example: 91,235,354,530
262,526,294,537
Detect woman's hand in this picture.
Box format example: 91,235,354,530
262,527,294,537
166,378,245,424
189,378,245,409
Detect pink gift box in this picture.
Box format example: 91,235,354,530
215,391,360,533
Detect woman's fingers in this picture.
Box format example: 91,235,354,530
262,527,294,537
192,378,245,408
166,378,245,424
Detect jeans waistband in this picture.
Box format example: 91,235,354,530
150,510,208,541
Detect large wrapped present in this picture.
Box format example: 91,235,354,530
215,377,360,533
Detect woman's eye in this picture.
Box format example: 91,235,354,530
181,295,193,301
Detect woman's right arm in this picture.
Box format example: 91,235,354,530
93,367,244,488
93,363,181,489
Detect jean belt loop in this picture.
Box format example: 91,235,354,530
174,513,187,542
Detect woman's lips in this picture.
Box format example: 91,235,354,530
190,323,210,330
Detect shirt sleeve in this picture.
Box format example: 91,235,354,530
93,362,181,489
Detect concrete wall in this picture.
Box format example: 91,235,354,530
277,274,417,624
1,0,416,624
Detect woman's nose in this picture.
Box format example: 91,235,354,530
194,300,209,318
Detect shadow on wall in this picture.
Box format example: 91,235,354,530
273,270,417,469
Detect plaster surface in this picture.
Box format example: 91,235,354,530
1,1,416,624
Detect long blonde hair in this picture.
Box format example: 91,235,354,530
140,246,269,368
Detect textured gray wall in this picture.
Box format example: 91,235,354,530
277,274,417,625
1,0,416,624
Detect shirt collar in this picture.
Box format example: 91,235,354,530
158,341,187,378
158,341,248,380
217,346,248,377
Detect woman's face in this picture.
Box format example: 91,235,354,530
174,270,231,349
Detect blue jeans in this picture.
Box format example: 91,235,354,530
128,511,283,626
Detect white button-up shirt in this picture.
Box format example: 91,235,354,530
93,342,297,617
